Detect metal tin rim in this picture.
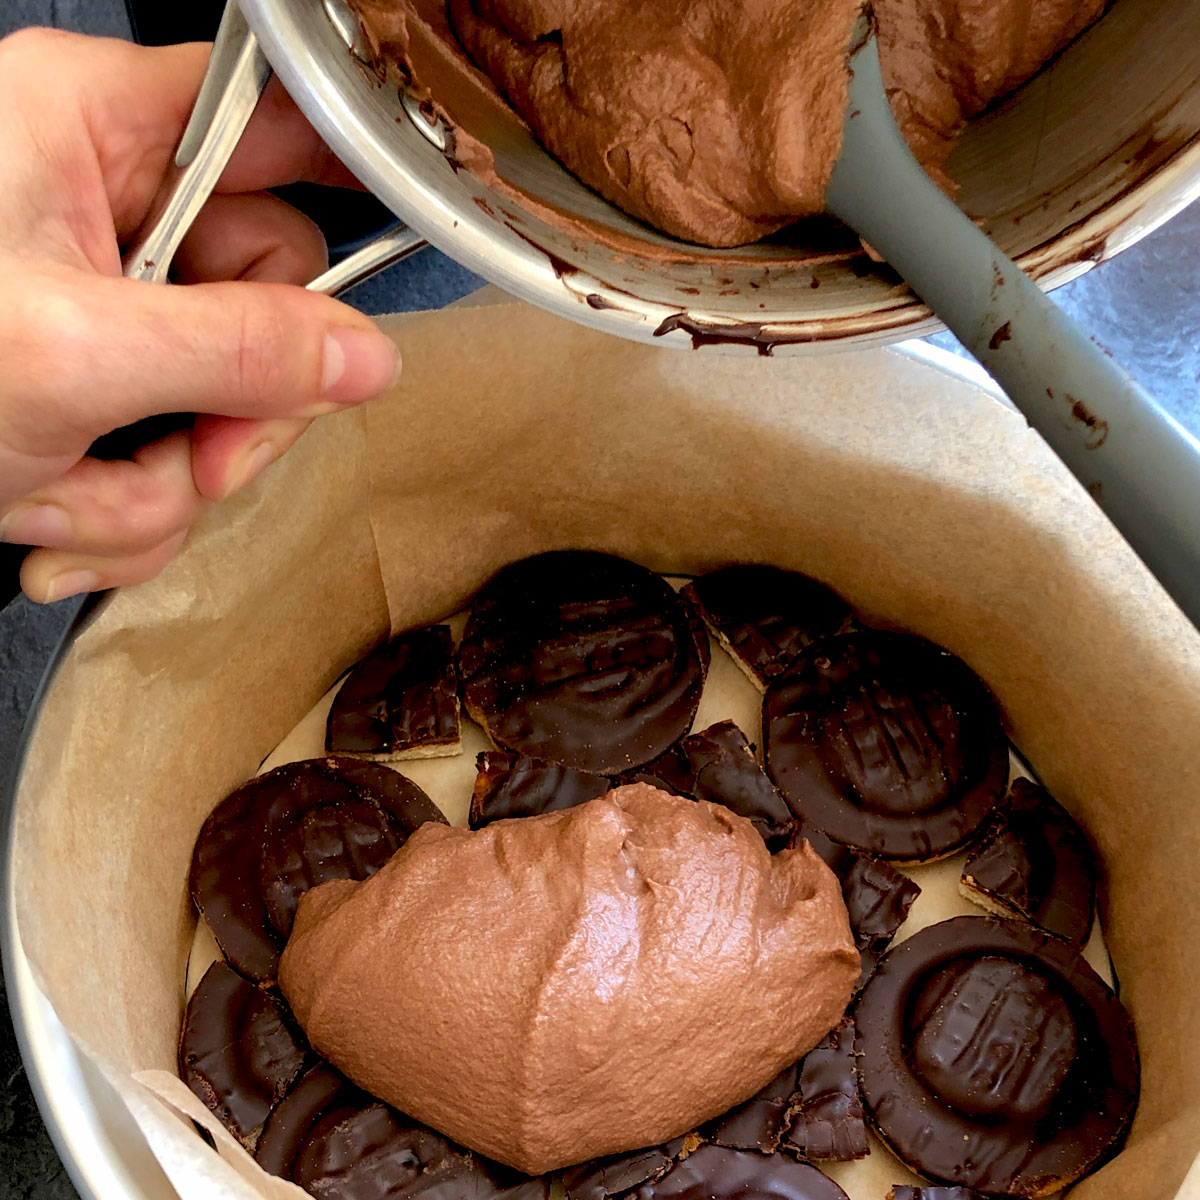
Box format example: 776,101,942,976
237,0,1200,352
0,343,1006,1200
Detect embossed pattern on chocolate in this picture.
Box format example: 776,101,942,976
190,758,447,983
459,552,707,773
257,1063,549,1200
326,625,460,760
765,633,1009,861
470,751,612,827
635,1144,849,1200
783,1018,867,1162
962,778,1097,947
856,916,1139,1196
681,721,794,846
683,566,853,689
179,961,308,1145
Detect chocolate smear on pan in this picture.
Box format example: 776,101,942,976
789,822,920,988
681,721,794,847
190,757,447,983
683,565,853,690
179,961,308,1146
961,778,1097,947
782,1018,867,1162
470,750,611,827
258,1063,548,1200
326,625,460,761
765,632,1009,862
856,916,1139,1196
459,551,707,773
635,1144,848,1200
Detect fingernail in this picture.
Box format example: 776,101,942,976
43,569,101,604
320,327,402,405
0,503,72,547
219,439,280,501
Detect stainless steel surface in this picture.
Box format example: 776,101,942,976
829,34,1200,629
309,225,429,296
121,7,269,284
238,0,1200,349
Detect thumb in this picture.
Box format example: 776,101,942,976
5,271,400,447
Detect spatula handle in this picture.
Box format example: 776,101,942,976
828,35,1200,629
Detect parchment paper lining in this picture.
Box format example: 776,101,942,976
11,300,1200,1200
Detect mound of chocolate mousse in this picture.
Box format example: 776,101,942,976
279,782,859,1174
428,0,1105,246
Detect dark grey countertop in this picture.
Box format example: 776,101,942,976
2,3,1199,1198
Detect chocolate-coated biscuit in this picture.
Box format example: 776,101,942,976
562,1138,688,1200
683,566,853,689
619,743,696,797
765,633,1009,862
856,916,1139,1197
459,551,707,773
789,823,920,988
257,1064,548,1200
470,751,612,827
961,778,1097,947
783,1018,867,1162
681,721,794,847
179,961,308,1146
705,1062,798,1152
635,1145,848,1200
326,626,460,761
888,1190,985,1199
190,758,446,983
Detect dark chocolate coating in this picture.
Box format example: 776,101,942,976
888,1190,985,1200
179,961,308,1145
459,551,707,772
765,633,1010,861
705,1062,799,1152
784,1019,867,1162
470,751,611,827
681,721,794,846
962,778,1098,947
856,917,1139,1197
326,626,459,756
619,744,696,797
190,758,447,983
682,565,853,685
258,1064,548,1200
562,1139,686,1200
635,1145,848,1200
790,823,920,988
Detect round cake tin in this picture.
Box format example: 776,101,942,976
2,341,998,1200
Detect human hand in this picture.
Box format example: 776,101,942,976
0,29,402,604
